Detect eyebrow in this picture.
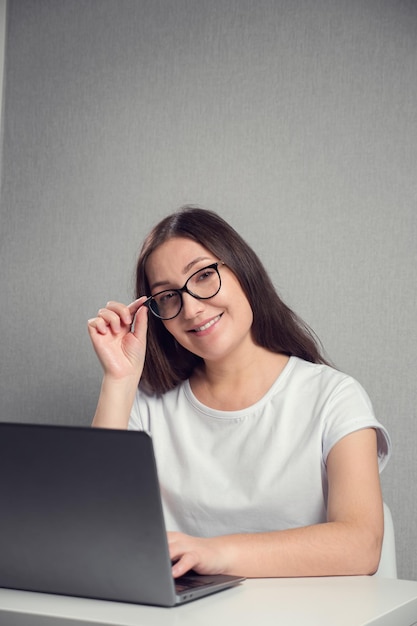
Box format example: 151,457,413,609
149,256,212,291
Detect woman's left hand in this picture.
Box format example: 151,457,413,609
167,532,229,578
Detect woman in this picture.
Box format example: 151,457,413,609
88,206,391,579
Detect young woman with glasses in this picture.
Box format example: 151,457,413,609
88,206,390,579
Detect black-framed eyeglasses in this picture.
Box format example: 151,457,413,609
143,261,225,320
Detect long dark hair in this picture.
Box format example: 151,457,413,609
136,206,329,393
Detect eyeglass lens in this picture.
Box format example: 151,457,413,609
149,264,221,320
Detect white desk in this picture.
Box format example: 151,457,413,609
1,577,417,626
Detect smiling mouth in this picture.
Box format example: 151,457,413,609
190,314,222,333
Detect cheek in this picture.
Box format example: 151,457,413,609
237,294,254,331
162,320,188,348
242,301,254,328
162,320,177,336
225,293,254,331
229,285,253,320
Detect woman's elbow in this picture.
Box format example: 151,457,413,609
356,526,384,576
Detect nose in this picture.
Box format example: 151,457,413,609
181,292,204,320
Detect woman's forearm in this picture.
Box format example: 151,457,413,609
215,522,382,578
169,519,383,579
92,374,139,429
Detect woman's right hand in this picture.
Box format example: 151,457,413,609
87,297,149,382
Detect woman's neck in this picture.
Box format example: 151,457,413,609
189,349,290,411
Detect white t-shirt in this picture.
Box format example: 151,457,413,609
129,356,391,537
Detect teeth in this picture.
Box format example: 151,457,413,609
194,315,221,332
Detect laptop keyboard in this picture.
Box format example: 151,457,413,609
175,575,216,593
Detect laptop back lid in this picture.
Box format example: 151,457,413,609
0,423,178,606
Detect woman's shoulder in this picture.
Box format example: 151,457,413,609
283,356,356,390
276,357,378,415
137,379,188,403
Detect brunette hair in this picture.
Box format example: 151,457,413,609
136,206,329,393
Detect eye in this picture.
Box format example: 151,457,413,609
155,290,178,305
196,268,215,281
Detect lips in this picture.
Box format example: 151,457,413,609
189,314,222,333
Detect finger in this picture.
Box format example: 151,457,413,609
105,301,134,327
127,296,151,317
171,553,198,578
87,316,109,335
131,302,148,339
97,307,124,334
168,533,198,577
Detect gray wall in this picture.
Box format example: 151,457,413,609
0,0,416,580
0,0,6,164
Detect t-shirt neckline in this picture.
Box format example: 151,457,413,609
183,355,297,419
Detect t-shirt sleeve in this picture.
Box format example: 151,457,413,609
322,376,391,472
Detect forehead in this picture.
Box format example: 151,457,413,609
146,237,214,284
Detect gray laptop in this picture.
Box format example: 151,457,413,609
0,422,244,607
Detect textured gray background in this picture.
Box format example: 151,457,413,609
0,0,416,580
